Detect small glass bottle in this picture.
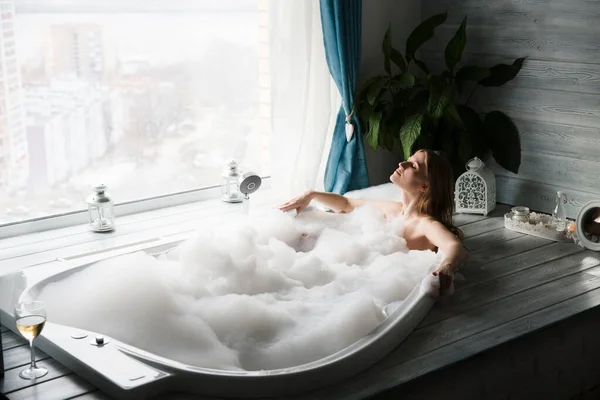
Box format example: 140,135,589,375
552,191,567,232
86,184,115,232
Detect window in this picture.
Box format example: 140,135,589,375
2,0,271,225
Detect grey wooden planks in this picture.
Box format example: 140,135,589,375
422,248,600,326
459,216,506,238
451,213,488,227
424,24,600,63
1,332,26,351
320,287,600,400
513,118,600,162
302,269,600,400
471,86,600,130
6,374,95,400
0,358,70,394
486,151,600,196
420,0,600,218
423,0,600,31
494,175,600,219
399,265,600,363
463,241,583,288
69,390,113,400
3,345,49,371
467,235,551,267
442,56,600,98
462,227,524,252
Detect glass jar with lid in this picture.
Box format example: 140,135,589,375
221,159,243,203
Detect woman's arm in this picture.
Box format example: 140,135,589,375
423,219,468,296
278,190,403,215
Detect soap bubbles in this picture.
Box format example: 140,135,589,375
38,206,441,370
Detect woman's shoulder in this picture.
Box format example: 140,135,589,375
414,215,444,230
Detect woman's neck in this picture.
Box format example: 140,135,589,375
400,191,423,219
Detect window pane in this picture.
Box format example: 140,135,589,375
1,0,270,224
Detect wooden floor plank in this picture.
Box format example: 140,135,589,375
463,227,525,252
319,288,600,400
462,241,584,290
421,250,600,327
452,204,510,228
1,331,26,351
6,374,95,400
67,390,113,400
466,235,551,268
372,265,600,375
3,344,49,371
459,216,506,239
1,358,71,394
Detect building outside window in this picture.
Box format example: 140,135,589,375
1,0,271,225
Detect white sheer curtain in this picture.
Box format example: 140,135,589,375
269,0,341,200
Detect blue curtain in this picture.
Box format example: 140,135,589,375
320,0,369,194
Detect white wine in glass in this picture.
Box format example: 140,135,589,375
14,301,48,379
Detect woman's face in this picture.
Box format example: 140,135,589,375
390,151,428,193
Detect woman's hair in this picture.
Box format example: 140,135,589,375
414,149,464,241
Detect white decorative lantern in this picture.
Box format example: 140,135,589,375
455,157,496,216
86,184,115,232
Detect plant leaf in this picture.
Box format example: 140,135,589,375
366,78,388,106
456,65,490,83
444,17,467,72
427,75,452,120
400,114,423,160
390,48,406,72
443,102,464,130
414,59,430,75
407,89,429,116
357,75,382,105
406,12,448,60
458,130,474,164
441,128,455,159
367,111,383,150
456,105,486,158
382,27,392,75
479,58,526,87
484,111,521,173
391,73,415,93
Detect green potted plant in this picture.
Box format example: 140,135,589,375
357,12,525,178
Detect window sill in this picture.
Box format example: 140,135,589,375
0,177,271,240
0,186,277,277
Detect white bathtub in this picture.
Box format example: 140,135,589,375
0,215,437,399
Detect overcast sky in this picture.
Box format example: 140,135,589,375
15,0,257,13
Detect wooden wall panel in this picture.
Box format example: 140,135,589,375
422,0,600,218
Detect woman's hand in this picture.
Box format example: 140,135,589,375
277,191,313,214
433,263,454,297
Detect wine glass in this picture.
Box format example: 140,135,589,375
14,300,48,379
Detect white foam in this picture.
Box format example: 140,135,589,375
37,205,441,371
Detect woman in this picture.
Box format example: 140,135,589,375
278,149,467,296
